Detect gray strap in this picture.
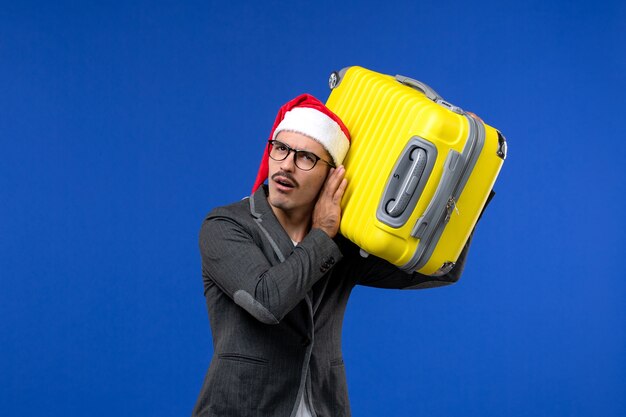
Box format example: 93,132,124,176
249,195,286,262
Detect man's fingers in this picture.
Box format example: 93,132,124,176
312,166,347,238
333,178,348,204
329,165,345,190
331,167,347,202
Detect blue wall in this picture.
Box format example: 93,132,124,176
1,1,624,416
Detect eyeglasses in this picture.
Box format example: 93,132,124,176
268,140,336,171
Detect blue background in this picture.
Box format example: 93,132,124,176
2,1,625,416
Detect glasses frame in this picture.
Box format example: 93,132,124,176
267,139,336,171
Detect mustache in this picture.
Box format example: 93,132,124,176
271,171,299,188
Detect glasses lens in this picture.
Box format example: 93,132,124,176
294,151,317,170
269,141,289,161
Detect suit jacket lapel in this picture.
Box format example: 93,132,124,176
249,186,315,326
249,186,298,263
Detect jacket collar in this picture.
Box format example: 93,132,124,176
249,185,273,219
249,185,296,261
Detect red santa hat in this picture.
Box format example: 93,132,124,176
251,93,351,193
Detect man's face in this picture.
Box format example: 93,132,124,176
267,131,332,216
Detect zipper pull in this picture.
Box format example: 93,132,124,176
444,197,459,223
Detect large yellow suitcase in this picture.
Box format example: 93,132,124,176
325,66,507,275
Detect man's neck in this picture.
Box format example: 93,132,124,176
270,205,312,244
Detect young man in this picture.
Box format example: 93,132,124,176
192,94,471,417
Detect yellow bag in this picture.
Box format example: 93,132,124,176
326,66,506,275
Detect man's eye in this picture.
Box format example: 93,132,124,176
300,153,316,162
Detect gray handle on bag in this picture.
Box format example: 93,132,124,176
395,75,441,101
385,147,428,217
396,74,464,114
377,137,437,229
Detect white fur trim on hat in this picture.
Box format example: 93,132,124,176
272,107,350,166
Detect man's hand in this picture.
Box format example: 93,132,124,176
312,166,347,238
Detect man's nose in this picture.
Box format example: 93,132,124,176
280,152,296,171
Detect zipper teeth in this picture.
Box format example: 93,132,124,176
410,114,480,270
435,115,478,229
425,196,453,247
413,189,452,267
451,116,480,199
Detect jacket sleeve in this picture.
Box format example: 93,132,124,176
352,233,473,290
199,216,343,324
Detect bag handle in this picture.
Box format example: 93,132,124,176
395,74,441,101
384,147,428,217
395,74,464,114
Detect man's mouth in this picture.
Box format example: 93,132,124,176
272,172,298,189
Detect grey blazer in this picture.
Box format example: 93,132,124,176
192,186,470,417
